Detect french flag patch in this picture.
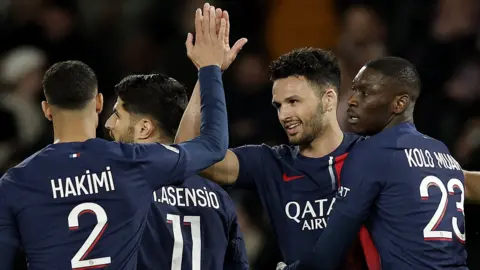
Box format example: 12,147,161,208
69,153,80,158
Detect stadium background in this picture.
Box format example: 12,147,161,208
1,0,480,268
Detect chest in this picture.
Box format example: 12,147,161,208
257,153,349,229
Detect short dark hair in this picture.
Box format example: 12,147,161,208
42,60,98,109
115,74,187,139
365,56,421,101
269,47,341,93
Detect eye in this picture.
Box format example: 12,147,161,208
289,99,299,105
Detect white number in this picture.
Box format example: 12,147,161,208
419,176,465,242
68,202,111,269
166,214,202,270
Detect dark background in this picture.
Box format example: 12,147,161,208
1,0,480,268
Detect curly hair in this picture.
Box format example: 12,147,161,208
269,47,341,94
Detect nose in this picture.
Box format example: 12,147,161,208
347,91,359,107
105,115,113,130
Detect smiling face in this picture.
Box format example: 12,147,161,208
272,76,328,145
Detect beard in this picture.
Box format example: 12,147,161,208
288,104,326,146
116,122,136,143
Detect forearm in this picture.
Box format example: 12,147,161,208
464,170,480,203
175,81,201,144
178,66,228,172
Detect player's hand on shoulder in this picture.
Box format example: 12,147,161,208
186,3,226,69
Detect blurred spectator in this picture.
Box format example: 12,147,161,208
0,46,46,170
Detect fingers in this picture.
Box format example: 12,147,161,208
223,11,230,47
215,8,222,34
218,18,226,43
194,8,203,44
209,6,216,40
202,3,210,42
231,38,248,56
185,33,194,56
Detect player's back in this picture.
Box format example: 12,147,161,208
138,175,248,270
0,139,179,270
362,123,466,269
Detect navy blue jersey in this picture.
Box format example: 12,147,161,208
231,133,372,268
138,175,249,270
299,122,467,270
0,65,229,270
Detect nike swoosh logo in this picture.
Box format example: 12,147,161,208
283,173,305,182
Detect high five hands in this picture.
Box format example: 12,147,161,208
186,3,248,71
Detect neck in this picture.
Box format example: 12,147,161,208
52,111,97,143
299,119,344,158
384,109,414,131
138,135,173,145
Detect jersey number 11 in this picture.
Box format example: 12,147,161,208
167,214,202,270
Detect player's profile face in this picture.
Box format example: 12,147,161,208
105,97,136,143
272,76,325,145
347,67,393,135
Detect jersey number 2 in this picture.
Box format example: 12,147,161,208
68,202,111,269
167,214,201,270
419,176,465,242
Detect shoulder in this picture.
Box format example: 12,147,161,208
6,146,51,180
186,176,238,216
345,135,386,165
344,132,369,148
93,139,181,160
199,177,233,205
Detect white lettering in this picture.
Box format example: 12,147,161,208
50,167,116,199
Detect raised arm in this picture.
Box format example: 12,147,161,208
175,79,241,185
175,5,247,185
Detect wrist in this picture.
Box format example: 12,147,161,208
199,65,222,72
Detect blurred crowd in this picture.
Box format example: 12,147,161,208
1,0,480,268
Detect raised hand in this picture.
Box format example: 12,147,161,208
219,10,247,71
186,3,226,69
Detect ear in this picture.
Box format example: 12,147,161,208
96,93,104,114
322,88,338,112
136,118,155,140
393,94,410,114
41,101,52,121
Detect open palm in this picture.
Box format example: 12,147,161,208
214,9,248,71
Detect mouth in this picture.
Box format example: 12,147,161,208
347,109,359,124
109,131,116,140
284,122,301,136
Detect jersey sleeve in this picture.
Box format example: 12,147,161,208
118,66,229,190
223,198,249,270
231,145,267,190
0,174,21,269
292,146,386,270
